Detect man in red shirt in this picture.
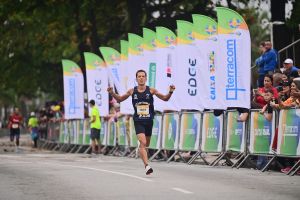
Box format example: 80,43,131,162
8,108,23,150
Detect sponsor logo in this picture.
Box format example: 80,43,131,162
209,51,216,100
151,39,157,48
165,36,175,45
166,54,172,78
68,78,80,114
205,25,217,35
226,39,246,100
228,18,241,35
187,32,195,40
94,79,102,107
148,63,156,87
188,59,197,96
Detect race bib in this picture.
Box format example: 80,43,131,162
12,124,19,129
137,104,149,116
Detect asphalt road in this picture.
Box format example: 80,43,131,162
0,151,299,200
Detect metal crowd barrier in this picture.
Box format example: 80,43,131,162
42,108,300,176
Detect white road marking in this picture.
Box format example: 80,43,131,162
40,162,153,182
172,187,193,194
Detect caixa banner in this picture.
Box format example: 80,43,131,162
249,111,276,154
162,112,180,150
149,114,163,150
225,111,246,152
179,112,201,151
201,112,223,153
277,109,300,156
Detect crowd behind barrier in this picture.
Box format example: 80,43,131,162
43,108,300,176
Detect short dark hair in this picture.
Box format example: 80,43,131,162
136,69,147,78
89,99,95,105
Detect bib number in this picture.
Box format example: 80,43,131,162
137,104,149,116
12,124,19,129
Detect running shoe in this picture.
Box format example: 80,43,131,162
281,166,291,174
145,165,153,175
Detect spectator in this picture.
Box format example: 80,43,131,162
264,41,278,72
282,58,299,80
256,42,266,87
259,89,274,121
253,74,279,108
28,112,39,148
38,108,48,139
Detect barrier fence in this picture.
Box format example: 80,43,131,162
44,109,300,176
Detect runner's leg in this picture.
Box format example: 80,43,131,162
137,133,148,167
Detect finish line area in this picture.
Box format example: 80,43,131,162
0,153,299,200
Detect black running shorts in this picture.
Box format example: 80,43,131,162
90,128,100,140
134,120,153,137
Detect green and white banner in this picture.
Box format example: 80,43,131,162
62,60,84,119
175,20,203,110
83,119,91,145
161,112,180,150
155,27,178,111
179,112,201,151
192,14,220,109
99,47,122,93
143,28,157,88
117,116,128,146
277,109,300,156
201,112,223,152
216,7,251,109
225,111,245,152
119,40,132,114
84,52,109,116
249,111,275,154
107,120,116,146
149,114,162,149
100,118,107,146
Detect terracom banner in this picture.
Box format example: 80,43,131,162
216,7,251,109
192,14,221,109
249,111,275,154
179,112,201,151
277,109,300,156
155,27,178,111
201,112,223,152
225,111,246,152
62,59,84,119
99,47,122,93
161,112,180,150
143,28,157,88
84,52,109,116
149,114,163,149
175,20,203,110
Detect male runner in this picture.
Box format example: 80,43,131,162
107,69,175,175
8,107,23,152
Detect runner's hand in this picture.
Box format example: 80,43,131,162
169,85,175,93
107,87,114,94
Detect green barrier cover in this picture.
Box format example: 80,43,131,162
129,117,138,147
277,109,300,156
249,111,275,154
201,112,223,153
149,114,162,149
225,111,245,152
117,116,127,146
107,120,116,146
162,113,179,150
179,112,201,151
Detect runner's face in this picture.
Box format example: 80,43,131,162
136,72,147,86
